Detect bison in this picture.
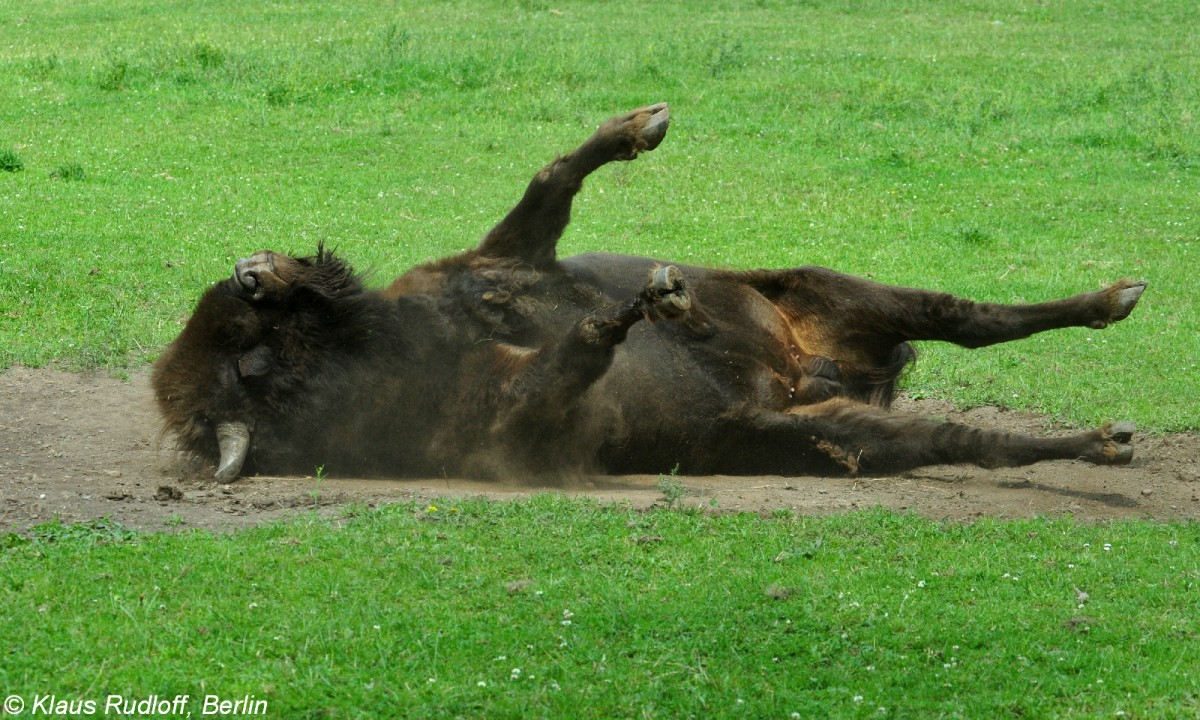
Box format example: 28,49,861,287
153,103,1147,484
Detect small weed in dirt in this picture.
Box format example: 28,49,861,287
310,465,327,501
657,465,684,509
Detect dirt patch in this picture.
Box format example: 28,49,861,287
2,366,1197,532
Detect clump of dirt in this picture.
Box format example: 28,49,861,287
1,366,1197,532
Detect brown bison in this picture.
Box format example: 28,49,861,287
153,103,1147,483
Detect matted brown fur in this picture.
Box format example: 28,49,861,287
150,104,1149,484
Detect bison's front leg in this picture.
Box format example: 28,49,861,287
476,103,670,268
707,400,1136,476
485,266,692,476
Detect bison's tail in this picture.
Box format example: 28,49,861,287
867,342,917,408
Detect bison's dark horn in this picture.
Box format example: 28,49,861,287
214,421,250,483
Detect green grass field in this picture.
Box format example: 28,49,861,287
2,1,1198,716
3,502,1199,718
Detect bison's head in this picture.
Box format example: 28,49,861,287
152,246,367,482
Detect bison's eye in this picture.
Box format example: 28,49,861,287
238,344,275,378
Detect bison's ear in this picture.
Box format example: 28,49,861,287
238,344,275,378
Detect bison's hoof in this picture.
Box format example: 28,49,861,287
648,265,691,318
1111,281,1147,322
636,103,671,153
1093,420,1136,465
1107,420,1136,444
606,103,670,160
1089,280,1147,329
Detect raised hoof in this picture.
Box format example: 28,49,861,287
606,103,670,160
647,265,691,318
1111,281,1147,321
1089,280,1147,329
636,103,671,152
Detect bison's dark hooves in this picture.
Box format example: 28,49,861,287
1111,281,1147,322
1107,420,1136,444
608,103,670,160
1091,280,1147,328
648,265,691,318
1090,420,1135,466
1108,444,1135,465
637,103,670,153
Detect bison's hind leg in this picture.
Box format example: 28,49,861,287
702,401,1137,476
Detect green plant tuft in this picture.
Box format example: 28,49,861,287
50,162,86,181
0,148,22,172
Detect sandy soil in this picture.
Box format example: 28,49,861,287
2,365,1197,532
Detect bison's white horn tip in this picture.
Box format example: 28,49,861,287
214,420,250,483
